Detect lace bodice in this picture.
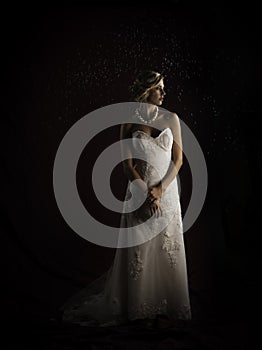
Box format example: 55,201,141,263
124,127,180,220
132,127,175,189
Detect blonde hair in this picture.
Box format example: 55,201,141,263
129,70,164,102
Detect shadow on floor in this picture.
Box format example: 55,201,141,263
3,316,253,350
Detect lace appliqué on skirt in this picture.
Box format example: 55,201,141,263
130,298,168,320
128,248,143,280
161,232,181,268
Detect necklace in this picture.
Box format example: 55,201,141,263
135,106,159,124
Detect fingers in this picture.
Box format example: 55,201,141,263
150,191,158,200
150,203,156,217
147,195,157,204
156,205,162,218
149,186,162,200
157,205,162,218
150,205,155,217
155,206,159,218
150,202,162,218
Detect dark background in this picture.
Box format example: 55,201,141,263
1,0,261,347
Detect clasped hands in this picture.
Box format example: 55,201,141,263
146,184,164,218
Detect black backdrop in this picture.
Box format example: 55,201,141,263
1,0,261,339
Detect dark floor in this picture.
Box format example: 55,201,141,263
2,315,254,350
1,276,258,350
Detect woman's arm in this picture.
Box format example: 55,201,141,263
149,113,183,200
161,113,183,191
120,123,148,193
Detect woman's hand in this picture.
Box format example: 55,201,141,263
136,195,162,220
148,185,165,202
149,198,162,218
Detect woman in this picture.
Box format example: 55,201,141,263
60,70,191,327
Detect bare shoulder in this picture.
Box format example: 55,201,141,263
163,111,180,128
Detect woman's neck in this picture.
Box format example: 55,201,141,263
140,103,157,118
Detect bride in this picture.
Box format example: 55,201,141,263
60,70,191,327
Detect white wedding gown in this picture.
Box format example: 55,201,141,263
61,127,191,326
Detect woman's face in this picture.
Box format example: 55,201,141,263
147,79,166,105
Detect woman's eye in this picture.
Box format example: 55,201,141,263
156,87,164,93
